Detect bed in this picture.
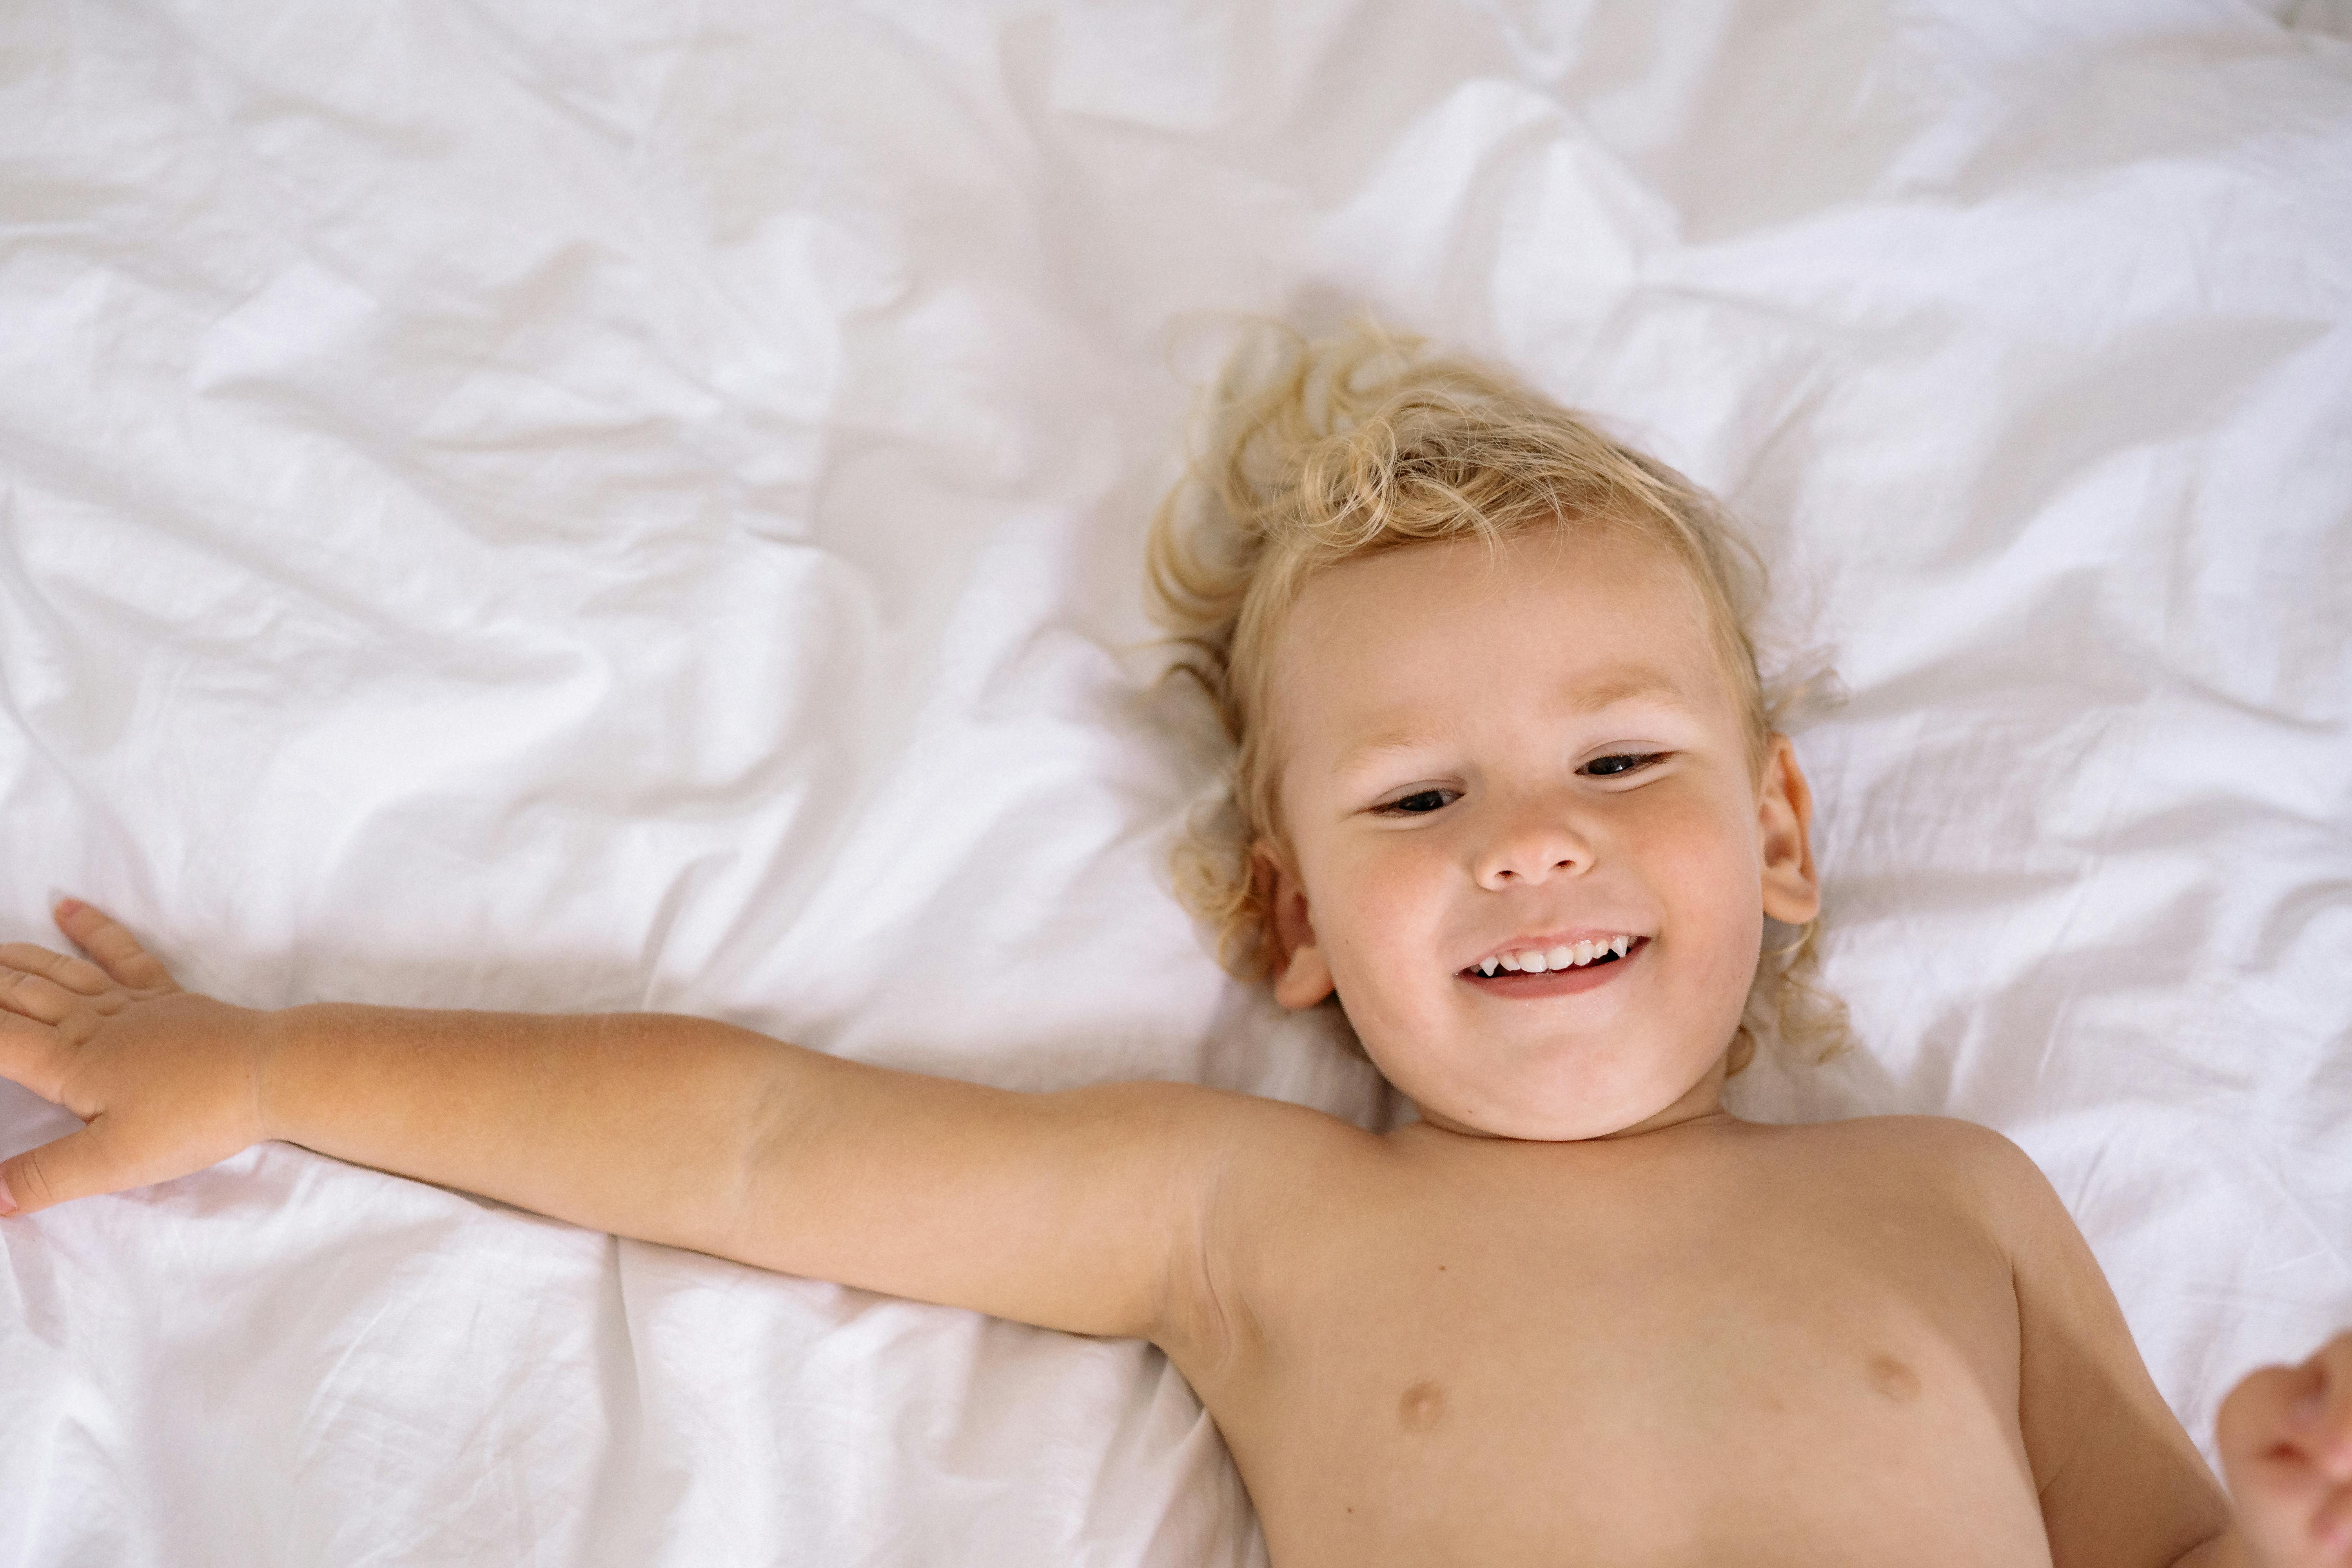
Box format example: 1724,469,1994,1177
2,2,2347,1562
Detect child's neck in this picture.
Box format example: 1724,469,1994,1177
1411,1053,1735,1143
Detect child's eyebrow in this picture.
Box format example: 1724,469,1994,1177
1335,668,1695,776
1570,667,1694,713
1336,730,1451,776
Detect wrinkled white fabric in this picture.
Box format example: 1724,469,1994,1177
0,2,2347,1563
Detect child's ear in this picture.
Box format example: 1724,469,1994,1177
1757,733,1822,926
1253,840,1336,1009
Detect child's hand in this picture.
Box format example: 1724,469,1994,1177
2219,1332,2352,1565
0,900,272,1217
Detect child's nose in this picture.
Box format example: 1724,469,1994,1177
1472,807,1596,889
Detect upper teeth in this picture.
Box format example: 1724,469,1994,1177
1476,935,1633,976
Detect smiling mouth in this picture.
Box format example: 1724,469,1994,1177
1458,937,1648,985
1457,936,1645,979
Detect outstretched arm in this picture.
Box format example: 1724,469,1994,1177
1982,1129,2234,1568
0,900,1285,1347
1975,1127,2351,1568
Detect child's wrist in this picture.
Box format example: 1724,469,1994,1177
251,1002,311,1146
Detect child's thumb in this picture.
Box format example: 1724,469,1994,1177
0,1116,133,1216
2218,1362,2332,1508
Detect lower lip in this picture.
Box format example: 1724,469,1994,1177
1459,939,1646,998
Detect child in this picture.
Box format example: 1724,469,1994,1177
0,326,2345,1566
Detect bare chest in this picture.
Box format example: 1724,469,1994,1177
1185,1128,2054,1567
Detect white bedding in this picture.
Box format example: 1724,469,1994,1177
2,2,2348,1562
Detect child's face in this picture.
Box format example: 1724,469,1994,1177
1257,527,1819,1141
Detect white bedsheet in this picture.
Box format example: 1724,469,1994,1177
2,2,2347,1562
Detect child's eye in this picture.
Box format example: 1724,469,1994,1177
1582,752,1664,778
1379,788,1456,815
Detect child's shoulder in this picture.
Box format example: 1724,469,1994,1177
1769,1112,2070,1233
1781,1110,2027,1163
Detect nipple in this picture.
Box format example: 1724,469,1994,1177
1398,1379,1446,1433
1866,1354,1921,1403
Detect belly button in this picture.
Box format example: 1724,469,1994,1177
1866,1354,1921,1403
1399,1380,1446,1432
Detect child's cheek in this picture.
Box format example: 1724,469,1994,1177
1337,835,1450,984
1642,789,1769,981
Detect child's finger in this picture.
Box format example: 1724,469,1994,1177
2221,1363,2332,1510
0,1113,134,1216
2309,1480,2352,1557
0,942,110,997
0,1011,67,1100
2302,1332,2352,1480
0,965,91,1027
53,900,177,995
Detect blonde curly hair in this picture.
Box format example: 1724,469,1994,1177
1146,320,1849,1075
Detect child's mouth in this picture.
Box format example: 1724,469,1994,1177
1458,937,1646,995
